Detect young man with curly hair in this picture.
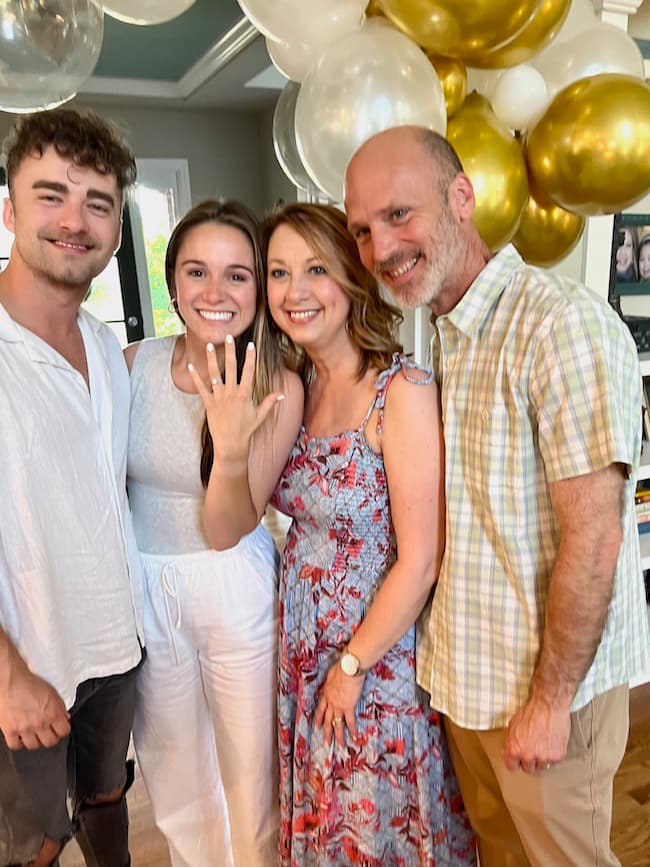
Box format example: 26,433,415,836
0,108,143,867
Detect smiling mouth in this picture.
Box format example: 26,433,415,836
198,310,234,321
49,240,93,252
287,310,319,322
381,254,421,280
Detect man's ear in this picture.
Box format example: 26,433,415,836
448,173,476,223
3,196,15,234
113,215,123,256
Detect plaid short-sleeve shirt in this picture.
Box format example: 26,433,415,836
417,245,650,730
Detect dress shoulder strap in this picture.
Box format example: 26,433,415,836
359,352,434,436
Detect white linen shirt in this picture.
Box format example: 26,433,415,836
0,301,144,709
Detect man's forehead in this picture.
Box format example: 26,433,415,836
21,146,118,192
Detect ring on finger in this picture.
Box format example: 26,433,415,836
331,717,343,727
211,378,220,389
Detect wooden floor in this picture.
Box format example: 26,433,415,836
60,683,650,866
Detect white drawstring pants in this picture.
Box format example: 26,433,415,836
133,524,280,867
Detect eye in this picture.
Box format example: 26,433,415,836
309,264,326,276
188,268,205,278
38,194,62,204
230,270,251,283
88,202,111,215
391,208,409,221
352,227,369,243
269,268,287,279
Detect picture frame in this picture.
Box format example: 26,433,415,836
609,212,650,303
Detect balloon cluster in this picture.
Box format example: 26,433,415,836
251,0,650,267
0,1,198,115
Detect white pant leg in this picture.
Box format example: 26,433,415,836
187,528,280,867
134,554,234,867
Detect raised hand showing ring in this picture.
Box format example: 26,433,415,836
187,334,284,466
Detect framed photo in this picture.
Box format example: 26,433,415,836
610,213,650,300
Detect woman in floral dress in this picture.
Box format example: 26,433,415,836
262,203,476,866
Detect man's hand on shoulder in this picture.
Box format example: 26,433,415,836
0,645,70,750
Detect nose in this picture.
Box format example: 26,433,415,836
58,200,87,235
285,271,310,302
370,228,395,266
202,277,226,304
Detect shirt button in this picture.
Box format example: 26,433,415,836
481,410,490,422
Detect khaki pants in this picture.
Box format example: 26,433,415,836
445,685,629,867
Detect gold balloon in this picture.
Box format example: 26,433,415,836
447,93,529,250
365,0,384,16
428,54,467,117
472,0,571,69
378,0,540,62
513,183,585,266
527,74,650,217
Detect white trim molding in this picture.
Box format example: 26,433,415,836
591,0,643,13
80,16,259,102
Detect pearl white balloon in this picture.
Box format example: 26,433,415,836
236,0,366,46
295,18,447,202
492,65,549,131
0,0,103,114
534,22,645,97
266,37,322,83
272,81,319,193
103,0,196,25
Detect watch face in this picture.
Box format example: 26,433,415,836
341,652,360,676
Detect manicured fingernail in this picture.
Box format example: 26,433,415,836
206,342,214,352
226,334,234,344
276,394,286,402
187,363,194,372
247,342,254,351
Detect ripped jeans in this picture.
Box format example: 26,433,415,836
0,657,143,867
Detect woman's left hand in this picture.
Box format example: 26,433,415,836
314,661,365,748
188,336,283,464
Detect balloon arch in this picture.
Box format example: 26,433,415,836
253,0,650,267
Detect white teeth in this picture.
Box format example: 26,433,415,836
199,310,233,321
288,310,318,321
54,241,88,251
388,257,418,278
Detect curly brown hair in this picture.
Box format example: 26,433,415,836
261,202,403,385
3,107,136,194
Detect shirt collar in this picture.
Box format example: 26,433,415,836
438,244,525,338
0,298,104,366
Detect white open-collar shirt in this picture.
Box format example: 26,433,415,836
0,301,144,709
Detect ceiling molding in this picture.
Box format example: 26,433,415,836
80,15,260,103
179,17,259,98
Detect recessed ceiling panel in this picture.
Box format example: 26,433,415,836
94,0,244,81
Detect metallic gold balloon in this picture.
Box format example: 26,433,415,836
527,74,650,216
428,54,467,117
513,183,585,266
447,93,528,250
366,0,384,16
472,0,570,69
378,0,541,62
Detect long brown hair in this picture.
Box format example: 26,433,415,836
261,203,403,385
166,199,283,486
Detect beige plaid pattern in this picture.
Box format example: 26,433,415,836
417,245,650,729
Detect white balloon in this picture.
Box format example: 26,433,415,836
295,18,447,202
103,0,196,26
491,65,549,131
266,37,322,83
237,0,366,46
0,0,103,114
535,22,645,97
272,81,319,193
